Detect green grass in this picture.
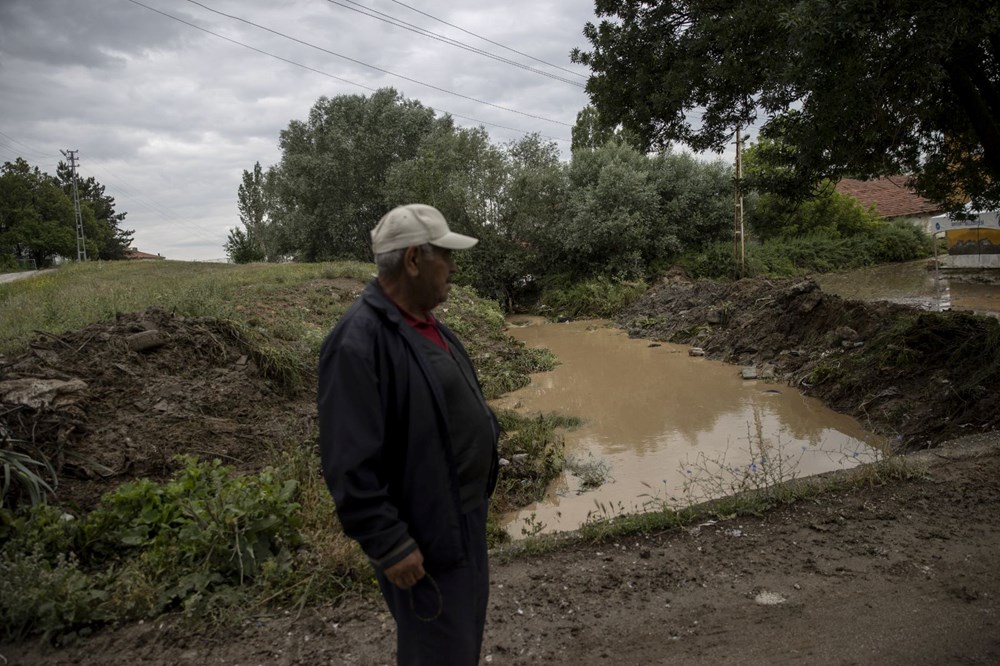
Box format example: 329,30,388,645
0,259,565,641
0,260,373,354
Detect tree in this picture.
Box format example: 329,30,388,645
268,88,444,261
229,161,272,262
573,0,1000,210
55,162,133,260
0,158,76,267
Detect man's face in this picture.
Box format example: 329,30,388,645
413,245,456,311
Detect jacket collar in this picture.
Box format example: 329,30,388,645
361,279,404,328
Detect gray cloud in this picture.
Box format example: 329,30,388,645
1,0,599,260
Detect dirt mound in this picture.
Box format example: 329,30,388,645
618,275,1000,447
0,308,316,509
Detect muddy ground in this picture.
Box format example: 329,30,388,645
5,433,998,665
618,273,1000,448
3,272,1000,664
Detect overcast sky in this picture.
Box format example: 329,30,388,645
0,0,607,260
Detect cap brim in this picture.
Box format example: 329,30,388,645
430,231,478,250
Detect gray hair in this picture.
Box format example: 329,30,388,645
374,243,434,277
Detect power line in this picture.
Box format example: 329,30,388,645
130,0,568,140
386,0,589,81
323,0,585,88
0,131,59,162
0,129,224,246
167,0,572,128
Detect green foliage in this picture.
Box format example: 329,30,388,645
538,275,647,318
268,88,443,261
490,411,577,519
748,179,883,241
0,457,303,640
54,161,134,261
680,221,931,279
229,161,275,263
1,447,56,507
574,0,1000,212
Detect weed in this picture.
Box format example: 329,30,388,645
565,453,612,492
0,446,56,507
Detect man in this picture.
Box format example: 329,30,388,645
318,203,500,665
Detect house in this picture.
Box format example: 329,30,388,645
835,176,946,233
124,248,165,260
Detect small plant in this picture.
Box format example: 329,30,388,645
0,446,56,507
565,453,612,492
520,512,546,537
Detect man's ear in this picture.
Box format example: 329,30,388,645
403,245,421,277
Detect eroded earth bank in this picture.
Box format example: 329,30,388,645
3,274,999,665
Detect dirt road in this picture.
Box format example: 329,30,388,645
7,433,998,665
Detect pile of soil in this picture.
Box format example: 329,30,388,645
0,307,317,509
618,274,1000,448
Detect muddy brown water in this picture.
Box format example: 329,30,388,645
814,260,1000,315
496,317,885,537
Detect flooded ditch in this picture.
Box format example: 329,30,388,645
495,317,885,538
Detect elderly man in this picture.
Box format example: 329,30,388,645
318,204,500,665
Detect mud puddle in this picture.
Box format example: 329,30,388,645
495,317,885,537
814,260,1000,315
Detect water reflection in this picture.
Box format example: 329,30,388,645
497,318,884,538
814,260,1000,316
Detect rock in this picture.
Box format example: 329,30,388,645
126,329,167,352
798,291,823,313
833,326,859,342
498,458,511,467
511,453,529,465
705,309,722,324
689,347,705,357
759,364,777,380
0,378,88,409
741,367,758,380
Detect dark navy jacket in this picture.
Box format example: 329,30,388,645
318,280,499,572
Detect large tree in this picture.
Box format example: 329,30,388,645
573,0,1000,210
268,88,444,261
55,162,133,260
0,159,76,267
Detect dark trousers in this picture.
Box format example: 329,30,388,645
375,502,489,666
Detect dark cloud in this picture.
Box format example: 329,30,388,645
0,0,599,259
0,0,191,69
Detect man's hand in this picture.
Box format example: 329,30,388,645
384,548,425,589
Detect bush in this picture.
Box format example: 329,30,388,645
679,221,931,279
538,275,647,318
0,457,304,640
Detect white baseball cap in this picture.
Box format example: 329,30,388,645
371,204,478,254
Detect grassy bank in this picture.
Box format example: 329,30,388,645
0,260,562,642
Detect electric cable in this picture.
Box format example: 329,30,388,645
322,0,584,88
386,0,588,81
162,0,572,127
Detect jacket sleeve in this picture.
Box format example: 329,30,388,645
317,330,417,571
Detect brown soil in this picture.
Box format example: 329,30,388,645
5,434,998,665
0,309,315,510
3,273,1000,664
618,274,1000,448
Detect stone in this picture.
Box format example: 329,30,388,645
689,347,705,357
126,329,167,352
740,367,758,380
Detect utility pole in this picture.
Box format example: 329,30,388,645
60,149,87,261
733,128,745,278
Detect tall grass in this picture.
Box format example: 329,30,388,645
0,261,373,354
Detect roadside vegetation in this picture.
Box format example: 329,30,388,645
0,260,563,643
0,84,961,646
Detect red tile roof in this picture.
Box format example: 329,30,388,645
835,176,945,219
124,249,164,260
